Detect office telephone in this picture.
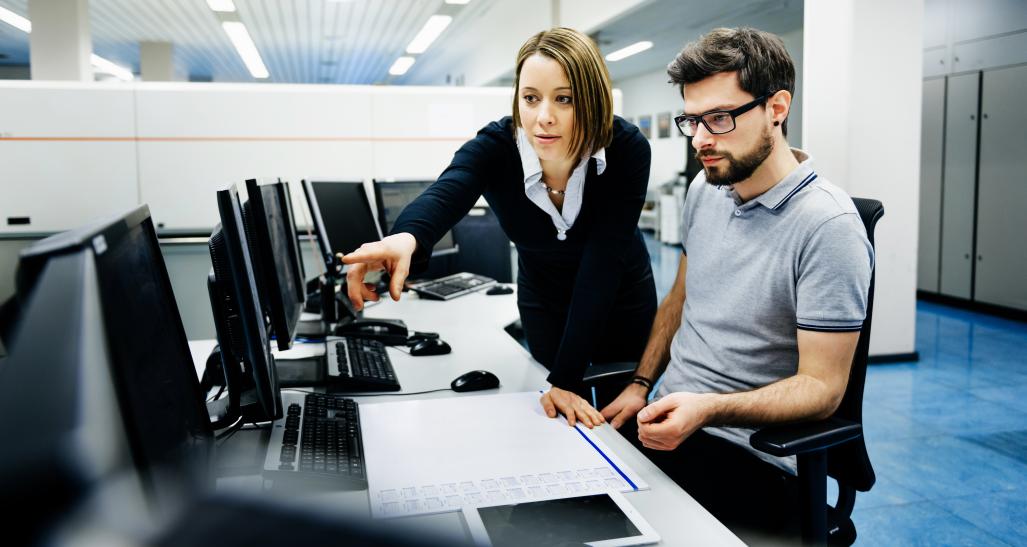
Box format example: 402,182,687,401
333,317,409,345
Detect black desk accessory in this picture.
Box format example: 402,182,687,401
450,370,500,392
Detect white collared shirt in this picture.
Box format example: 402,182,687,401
516,128,606,240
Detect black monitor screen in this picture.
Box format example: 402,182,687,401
301,179,336,276
374,180,455,252
278,181,307,303
244,179,302,351
208,185,282,422
310,181,381,255
92,210,213,502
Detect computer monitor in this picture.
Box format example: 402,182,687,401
243,178,303,351
278,180,308,303
0,205,213,523
207,184,283,422
373,179,457,255
308,180,382,256
301,178,339,278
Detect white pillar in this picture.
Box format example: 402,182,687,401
28,0,92,81
803,0,924,358
140,41,174,81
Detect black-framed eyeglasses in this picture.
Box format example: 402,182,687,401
674,93,771,137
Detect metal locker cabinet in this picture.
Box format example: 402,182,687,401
918,77,946,293
974,64,1027,311
939,72,979,299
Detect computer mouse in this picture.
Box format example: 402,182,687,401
486,285,514,295
409,338,452,356
451,370,500,392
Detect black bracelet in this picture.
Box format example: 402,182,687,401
630,375,653,393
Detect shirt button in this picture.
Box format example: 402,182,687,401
734,209,742,216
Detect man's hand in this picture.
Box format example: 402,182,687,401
339,233,418,311
636,392,714,451
600,383,649,429
540,386,606,428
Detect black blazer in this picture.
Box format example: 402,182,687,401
392,116,654,389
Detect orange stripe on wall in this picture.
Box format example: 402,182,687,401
0,135,472,142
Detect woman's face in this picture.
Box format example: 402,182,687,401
517,53,575,163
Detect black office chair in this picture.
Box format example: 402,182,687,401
452,207,513,283
749,197,883,546
582,362,640,408
582,198,884,546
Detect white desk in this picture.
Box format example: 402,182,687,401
192,289,742,546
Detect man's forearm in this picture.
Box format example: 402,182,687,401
705,373,842,427
634,288,684,382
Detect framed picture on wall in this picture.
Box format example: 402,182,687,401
638,115,652,139
657,112,671,139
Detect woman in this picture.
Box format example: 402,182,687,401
342,27,656,428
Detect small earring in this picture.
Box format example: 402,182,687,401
773,121,780,126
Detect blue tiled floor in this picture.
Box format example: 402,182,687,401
642,232,1027,546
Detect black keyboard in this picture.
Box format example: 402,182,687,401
408,272,496,300
262,393,366,488
329,337,400,391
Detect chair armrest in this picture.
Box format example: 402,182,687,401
582,362,636,385
749,417,862,457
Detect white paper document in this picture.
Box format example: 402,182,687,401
360,391,649,519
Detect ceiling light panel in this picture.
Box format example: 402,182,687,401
405,15,452,54
91,54,134,80
0,6,32,33
221,21,269,79
205,0,237,13
605,41,653,62
388,56,415,75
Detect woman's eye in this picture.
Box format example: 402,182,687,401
556,95,573,104
522,95,538,104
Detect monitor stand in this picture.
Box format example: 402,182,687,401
295,318,328,339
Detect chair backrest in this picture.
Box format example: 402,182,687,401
826,197,884,492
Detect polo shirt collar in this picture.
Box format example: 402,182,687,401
516,128,606,188
748,148,816,211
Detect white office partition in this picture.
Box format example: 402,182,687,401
0,82,138,233
135,83,377,230
0,82,514,233
369,87,512,181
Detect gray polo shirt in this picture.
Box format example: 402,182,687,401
655,149,873,473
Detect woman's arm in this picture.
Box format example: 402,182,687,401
390,134,499,269
342,128,501,309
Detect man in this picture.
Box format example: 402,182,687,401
599,27,873,538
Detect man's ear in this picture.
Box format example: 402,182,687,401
769,90,792,126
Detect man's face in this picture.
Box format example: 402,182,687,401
683,72,774,186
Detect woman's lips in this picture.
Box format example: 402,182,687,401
535,135,560,145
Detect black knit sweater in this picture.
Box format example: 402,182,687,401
392,116,653,390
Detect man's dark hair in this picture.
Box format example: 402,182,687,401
667,27,795,136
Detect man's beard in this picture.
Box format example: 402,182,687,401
696,126,774,186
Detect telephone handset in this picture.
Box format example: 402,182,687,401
332,286,409,344
333,317,408,345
